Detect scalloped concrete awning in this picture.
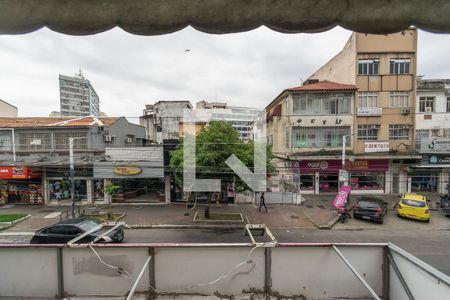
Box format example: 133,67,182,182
0,0,449,36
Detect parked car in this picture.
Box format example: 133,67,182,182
440,194,450,217
353,197,388,224
30,217,124,244
397,193,430,222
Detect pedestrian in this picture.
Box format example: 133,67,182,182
215,191,222,207
259,192,268,212
227,183,235,204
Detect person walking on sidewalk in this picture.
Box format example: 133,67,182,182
259,192,268,212
215,191,222,207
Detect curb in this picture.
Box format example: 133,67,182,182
129,224,246,229
303,212,339,230
0,214,31,226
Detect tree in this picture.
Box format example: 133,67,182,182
170,121,274,215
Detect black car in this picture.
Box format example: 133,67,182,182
440,194,450,217
30,217,124,244
353,197,388,224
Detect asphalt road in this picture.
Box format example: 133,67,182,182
2,227,449,275
124,228,450,275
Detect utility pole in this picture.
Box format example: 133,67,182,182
69,137,86,218
69,138,75,218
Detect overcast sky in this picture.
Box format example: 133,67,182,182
0,26,449,122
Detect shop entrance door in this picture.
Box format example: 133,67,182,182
392,173,399,194
319,174,339,193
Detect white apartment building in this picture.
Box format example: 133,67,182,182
412,78,450,194
140,101,193,143
194,101,259,140
59,71,100,117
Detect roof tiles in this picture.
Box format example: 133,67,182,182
0,117,120,128
287,80,357,92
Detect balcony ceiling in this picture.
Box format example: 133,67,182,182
0,0,449,36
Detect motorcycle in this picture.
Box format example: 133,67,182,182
338,206,351,223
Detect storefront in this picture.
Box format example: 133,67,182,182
93,162,165,204
409,155,450,194
292,159,389,194
45,165,93,205
0,166,43,205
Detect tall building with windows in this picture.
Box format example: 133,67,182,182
306,29,418,195
261,80,357,194
59,71,100,117
261,29,418,195
413,78,450,194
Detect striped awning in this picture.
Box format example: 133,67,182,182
0,0,449,36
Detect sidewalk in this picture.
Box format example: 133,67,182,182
0,192,448,234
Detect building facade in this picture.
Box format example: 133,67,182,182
189,101,259,140
412,78,450,194
140,101,193,143
0,99,18,117
0,117,169,205
59,71,100,117
304,29,419,194
262,80,360,194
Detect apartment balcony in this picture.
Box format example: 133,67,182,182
0,242,447,299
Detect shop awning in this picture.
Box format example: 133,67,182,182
0,0,449,36
411,164,450,169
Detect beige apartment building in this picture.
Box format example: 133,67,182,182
0,99,18,117
308,29,419,194
264,29,419,195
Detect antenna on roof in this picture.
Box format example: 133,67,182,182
76,68,84,79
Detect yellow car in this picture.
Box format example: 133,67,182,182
397,193,430,222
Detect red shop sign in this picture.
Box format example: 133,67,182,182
0,166,41,179
292,159,389,173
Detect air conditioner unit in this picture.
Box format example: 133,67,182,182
425,107,433,113
103,135,112,142
400,108,410,115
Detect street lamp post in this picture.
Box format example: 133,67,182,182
341,134,354,187
69,137,86,218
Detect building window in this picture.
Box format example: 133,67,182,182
292,126,351,148
389,92,410,107
390,58,411,74
431,129,440,137
419,97,435,113
358,92,378,107
447,97,450,112
54,132,88,150
285,127,290,148
292,93,352,115
358,59,379,75
17,132,52,151
389,124,410,140
357,125,379,141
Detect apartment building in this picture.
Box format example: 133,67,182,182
181,101,259,140
0,99,18,117
59,71,100,117
306,29,419,194
140,101,193,143
412,78,450,194
262,80,357,194
0,117,167,206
